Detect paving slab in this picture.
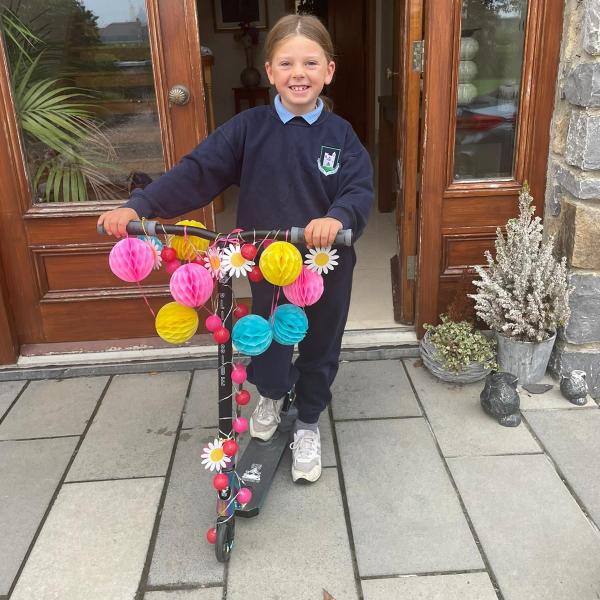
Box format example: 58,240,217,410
0,437,78,596
185,372,336,467
0,380,25,420
336,419,482,577
148,430,224,587
226,464,358,600
405,361,540,457
67,372,189,481
332,360,421,420
519,374,595,410
526,409,600,526
145,588,222,600
0,377,107,440
10,478,164,600
448,454,600,600
362,572,498,600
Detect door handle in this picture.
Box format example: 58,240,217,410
169,84,191,106
386,67,399,80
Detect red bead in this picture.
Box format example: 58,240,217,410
206,527,217,544
222,439,238,456
213,327,230,344
161,247,176,262
205,314,222,332
235,389,251,406
213,473,229,491
241,243,257,260
248,265,264,282
233,304,249,319
165,259,181,274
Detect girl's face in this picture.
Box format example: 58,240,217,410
265,35,335,115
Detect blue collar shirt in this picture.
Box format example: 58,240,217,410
274,94,324,125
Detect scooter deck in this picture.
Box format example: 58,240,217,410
234,408,296,518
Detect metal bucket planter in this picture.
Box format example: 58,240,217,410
496,332,556,385
420,332,493,384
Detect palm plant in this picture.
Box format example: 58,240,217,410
1,6,118,201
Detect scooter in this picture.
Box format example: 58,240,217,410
97,219,352,562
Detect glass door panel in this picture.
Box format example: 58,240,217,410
454,0,528,181
1,0,164,203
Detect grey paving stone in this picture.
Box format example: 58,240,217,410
331,360,421,420
148,430,224,587
0,437,78,596
0,377,107,440
405,361,540,456
185,373,336,467
67,372,189,480
145,588,222,600
11,478,163,600
526,410,600,526
226,466,358,600
362,572,497,600
336,419,482,577
448,454,600,600
0,380,25,420
519,374,593,410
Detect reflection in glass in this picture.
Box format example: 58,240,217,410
454,0,527,181
0,1,164,203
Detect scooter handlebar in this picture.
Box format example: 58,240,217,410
97,221,353,247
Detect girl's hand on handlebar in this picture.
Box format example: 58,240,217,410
97,208,140,238
304,217,343,248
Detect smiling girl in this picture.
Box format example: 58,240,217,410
98,14,373,483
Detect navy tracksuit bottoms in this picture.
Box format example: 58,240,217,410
246,247,356,424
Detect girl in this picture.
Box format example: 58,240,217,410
98,14,373,484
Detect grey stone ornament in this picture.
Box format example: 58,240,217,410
480,372,522,427
560,370,589,405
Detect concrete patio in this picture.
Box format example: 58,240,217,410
1,358,600,600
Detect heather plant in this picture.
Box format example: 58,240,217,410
470,185,571,342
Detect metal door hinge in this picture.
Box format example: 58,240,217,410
406,255,417,280
412,40,425,73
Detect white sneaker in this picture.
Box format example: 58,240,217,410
290,428,321,483
249,395,284,441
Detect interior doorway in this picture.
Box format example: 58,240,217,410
197,0,413,331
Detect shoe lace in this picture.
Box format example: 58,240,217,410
256,396,281,425
290,431,319,461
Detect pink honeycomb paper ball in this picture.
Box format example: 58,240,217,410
109,237,155,283
169,262,214,308
283,266,324,307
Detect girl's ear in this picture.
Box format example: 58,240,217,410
265,62,275,85
325,61,336,85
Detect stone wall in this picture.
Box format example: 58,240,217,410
547,0,600,398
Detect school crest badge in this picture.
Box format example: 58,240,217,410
317,146,341,176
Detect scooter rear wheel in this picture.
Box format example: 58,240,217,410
215,516,235,562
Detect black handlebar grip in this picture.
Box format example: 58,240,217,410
289,227,352,247
97,220,158,236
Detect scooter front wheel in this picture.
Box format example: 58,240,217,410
215,516,235,562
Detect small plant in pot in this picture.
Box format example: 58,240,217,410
469,184,572,385
420,315,497,384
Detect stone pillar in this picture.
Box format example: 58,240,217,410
546,0,600,399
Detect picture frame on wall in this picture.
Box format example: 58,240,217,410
213,0,269,31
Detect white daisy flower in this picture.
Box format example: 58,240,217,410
221,244,254,278
304,247,339,275
204,247,224,279
138,235,163,270
201,438,231,472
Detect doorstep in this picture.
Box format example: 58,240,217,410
0,327,418,381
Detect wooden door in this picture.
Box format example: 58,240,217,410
389,0,423,324
416,0,563,335
0,0,211,361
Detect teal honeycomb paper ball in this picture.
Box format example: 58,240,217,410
272,304,308,346
232,314,273,356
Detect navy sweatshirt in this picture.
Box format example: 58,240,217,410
124,105,373,239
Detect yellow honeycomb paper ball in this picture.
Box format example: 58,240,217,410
171,220,209,260
155,302,199,344
259,241,302,287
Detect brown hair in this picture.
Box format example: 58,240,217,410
264,14,335,110
264,14,334,64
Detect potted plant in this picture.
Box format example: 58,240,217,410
469,184,572,385
420,315,497,384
